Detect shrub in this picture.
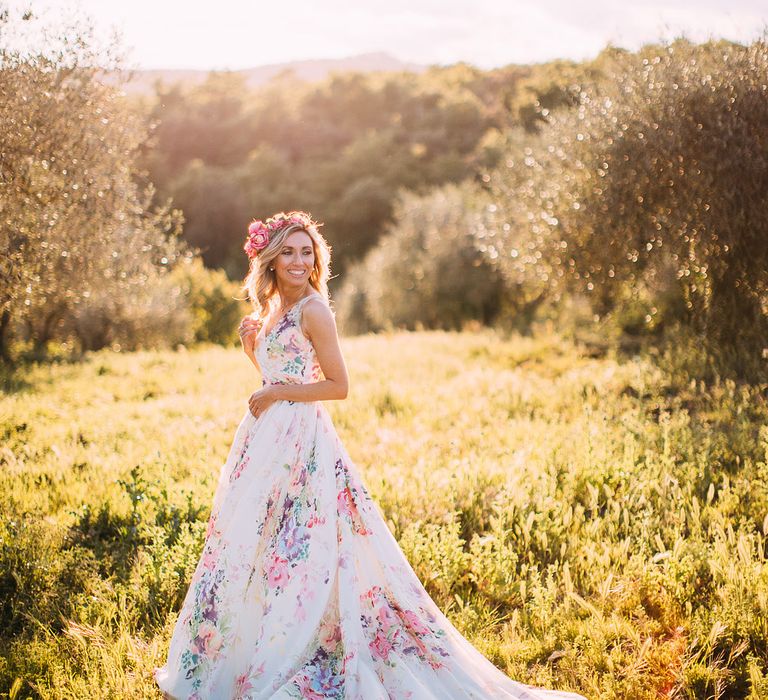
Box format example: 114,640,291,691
168,257,248,346
336,182,508,333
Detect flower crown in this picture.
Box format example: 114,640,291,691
244,211,316,259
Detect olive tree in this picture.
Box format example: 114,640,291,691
0,6,190,361
479,38,768,379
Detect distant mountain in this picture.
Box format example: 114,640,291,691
107,51,429,94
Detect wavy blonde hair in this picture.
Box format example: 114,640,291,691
240,211,333,320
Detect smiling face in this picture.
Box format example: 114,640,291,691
273,230,315,289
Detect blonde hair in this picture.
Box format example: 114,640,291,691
239,211,333,319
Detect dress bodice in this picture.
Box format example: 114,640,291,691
255,293,325,387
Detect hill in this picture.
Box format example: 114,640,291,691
105,51,429,94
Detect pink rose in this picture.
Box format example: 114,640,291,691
402,609,431,636
197,621,223,658
244,220,271,258
369,630,394,661
377,604,398,632
319,619,342,651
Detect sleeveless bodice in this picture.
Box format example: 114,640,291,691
255,293,324,387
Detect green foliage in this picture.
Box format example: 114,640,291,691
479,37,768,381
0,9,192,364
168,257,249,346
3,330,763,697
141,67,509,276
335,182,508,333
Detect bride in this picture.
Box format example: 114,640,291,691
153,211,587,699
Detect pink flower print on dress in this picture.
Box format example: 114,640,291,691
401,608,431,637
376,602,399,633
196,621,224,659
205,513,218,539
230,454,249,482
369,629,395,662
202,546,218,572
306,513,326,528
233,673,254,699
337,486,371,535
318,619,342,652
294,674,326,700
233,661,264,700
337,487,354,517
266,552,289,588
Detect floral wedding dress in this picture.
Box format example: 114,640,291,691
153,292,587,700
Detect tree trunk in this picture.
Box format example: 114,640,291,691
0,307,12,365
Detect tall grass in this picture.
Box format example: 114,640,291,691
1,330,766,699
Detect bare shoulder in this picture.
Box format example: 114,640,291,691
301,296,337,339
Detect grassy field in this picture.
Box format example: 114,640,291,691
1,328,767,699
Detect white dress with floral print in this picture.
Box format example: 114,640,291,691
153,292,587,700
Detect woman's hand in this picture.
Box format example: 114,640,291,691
248,385,277,419
238,314,263,356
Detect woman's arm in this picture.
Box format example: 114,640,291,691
266,299,349,402
239,314,263,366
244,349,260,370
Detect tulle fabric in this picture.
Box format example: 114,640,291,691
153,292,587,699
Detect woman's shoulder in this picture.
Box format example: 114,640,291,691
299,293,335,335
302,292,333,314
301,293,336,323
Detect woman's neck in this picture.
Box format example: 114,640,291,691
275,284,312,309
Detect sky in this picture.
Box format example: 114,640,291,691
17,0,768,71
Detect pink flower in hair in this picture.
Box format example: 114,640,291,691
244,211,318,259
244,220,271,258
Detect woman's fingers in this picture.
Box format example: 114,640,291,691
239,320,262,338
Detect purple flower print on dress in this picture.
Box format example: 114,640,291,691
194,621,224,659
335,457,373,536
360,584,450,670
279,516,311,561
289,634,346,699
179,568,234,686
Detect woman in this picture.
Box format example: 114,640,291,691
153,211,587,699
